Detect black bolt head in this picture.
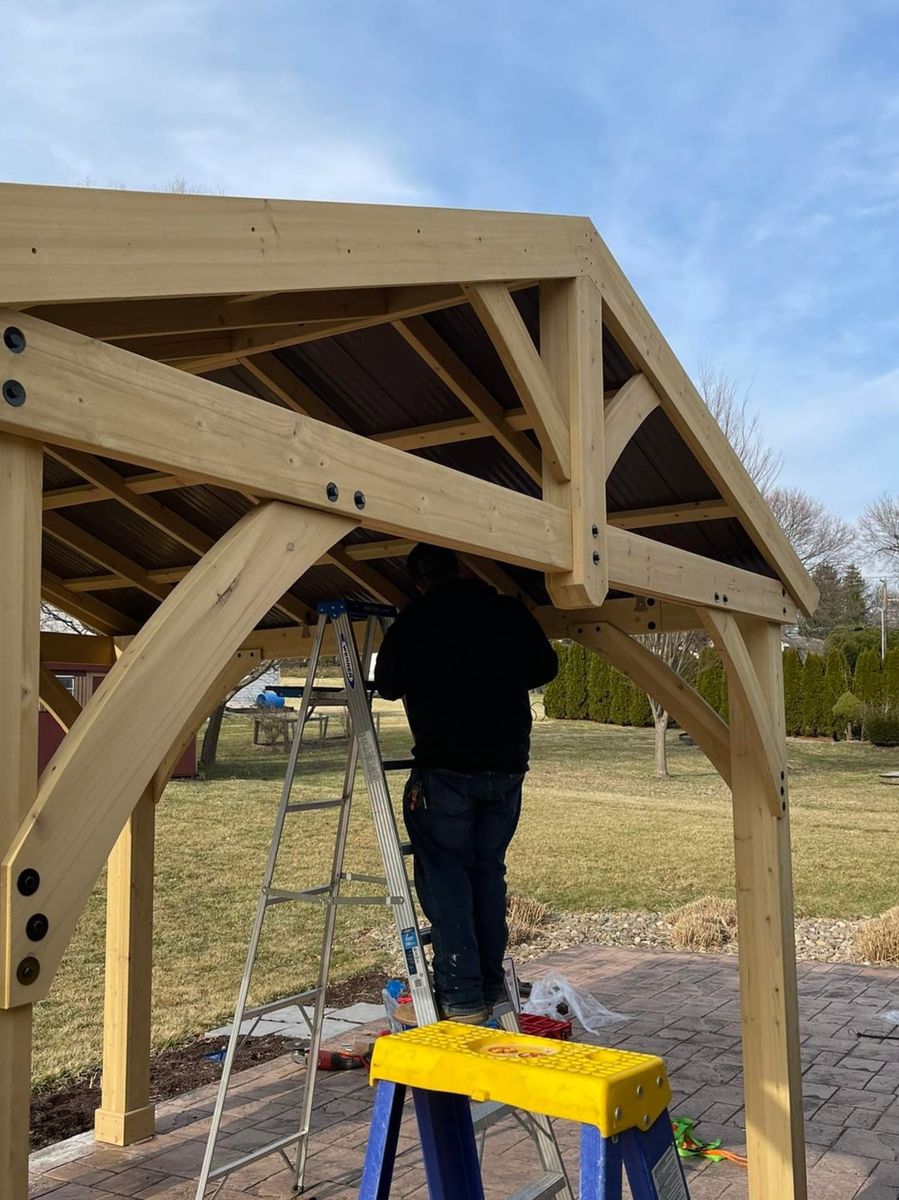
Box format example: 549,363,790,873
17,868,40,897
3,379,26,407
325,482,339,502
591,524,599,538
592,551,600,564
26,913,49,942
16,957,40,986
648,621,657,630
353,490,366,510
3,326,26,353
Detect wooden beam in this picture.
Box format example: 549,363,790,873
464,282,571,480
591,233,818,616
540,277,607,608
535,598,703,636
47,447,215,553
726,617,806,1199
65,566,191,592
0,435,41,1200
41,409,542,513
43,470,189,510
45,448,314,626
0,183,589,305
38,666,82,733
461,555,525,599
34,675,161,1148
173,290,474,374
40,632,116,666
238,352,351,427
43,512,171,601
41,569,139,635
323,546,411,609
1,503,354,1008
394,317,542,484
373,416,494,451
603,373,661,476
607,527,798,624
563,619,732,787
609,500,733,529
94,785,158,1147
699,608,786,817
1,312,571,572
29,287,437,340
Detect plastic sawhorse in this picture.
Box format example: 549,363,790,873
358,1081,691,1200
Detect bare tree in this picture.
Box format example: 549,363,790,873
638,630,705,776
40,602,93,634
199,659,283,769
697,363,782,493
766,486,857,570
859,494,899,570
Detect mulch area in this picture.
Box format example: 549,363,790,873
30,968,386,1150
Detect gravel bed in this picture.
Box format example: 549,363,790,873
368,911,874,969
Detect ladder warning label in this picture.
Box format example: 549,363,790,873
401,928,419,975
651,1144,688,1200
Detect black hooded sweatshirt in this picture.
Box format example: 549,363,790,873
373,578,558,774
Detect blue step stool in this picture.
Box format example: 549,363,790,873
358,1022,691,1200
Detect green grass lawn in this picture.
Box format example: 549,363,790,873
32,711,898,1086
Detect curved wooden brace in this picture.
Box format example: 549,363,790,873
699,608,786,816
603,374,661,477
1,502,353,1007
564,619,732,787
38,666,83,734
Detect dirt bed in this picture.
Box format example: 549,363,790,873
30,968,386,1150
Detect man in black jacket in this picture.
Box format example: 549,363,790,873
374,543,558,1024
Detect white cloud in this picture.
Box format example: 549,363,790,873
1,1,429,204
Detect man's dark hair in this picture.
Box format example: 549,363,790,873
407,543,460,589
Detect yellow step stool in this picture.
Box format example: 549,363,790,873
360,1022,691,1200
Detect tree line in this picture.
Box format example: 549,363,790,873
544,640,899,745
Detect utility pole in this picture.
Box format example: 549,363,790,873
880,578,888,660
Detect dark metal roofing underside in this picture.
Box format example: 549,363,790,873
42,288,774,628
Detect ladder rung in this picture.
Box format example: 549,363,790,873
208,1130,304,1180
507,1173,570,1200
472,1099,511,1132
381,758,416,771
243,987,321,1021
340,872,387,886
285,799,345,813
267,886,401,908
419,926,432,946
266,886,330,904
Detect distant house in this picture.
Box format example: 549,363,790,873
229,665,281,708
782,631,825,659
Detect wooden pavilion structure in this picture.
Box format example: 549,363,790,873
0,183,817,1200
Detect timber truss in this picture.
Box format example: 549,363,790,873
0,184,816,1200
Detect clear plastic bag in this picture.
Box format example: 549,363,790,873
523,970,629,1032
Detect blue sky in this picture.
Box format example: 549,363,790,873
3,0,897,523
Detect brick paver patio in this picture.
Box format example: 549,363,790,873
29,946,899,1199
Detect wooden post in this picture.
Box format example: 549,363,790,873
93,648,256,1147
0,436,42,1200
727,618,807,1199
93,784,158,1146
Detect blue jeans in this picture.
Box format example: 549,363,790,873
402,768,523,1014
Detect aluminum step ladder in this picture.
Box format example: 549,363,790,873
195,599,572,1199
